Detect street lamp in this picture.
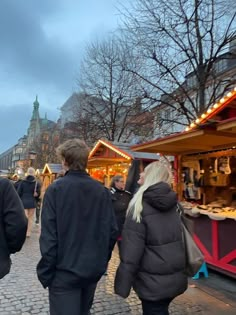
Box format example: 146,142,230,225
28,150,37,167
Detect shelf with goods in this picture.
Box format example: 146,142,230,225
131,86,236,277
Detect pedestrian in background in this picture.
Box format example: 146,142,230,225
35,176,42,225
115,161,187,315
0,178,27,279
110,175,132,254
37,139,118,315
17,167,41,237
11,174,23,191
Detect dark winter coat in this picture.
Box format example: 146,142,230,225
14,179,22,191
37,170,118,289
110,187,132,236
17,176,41,209
0,178,27,279
115,182,188,301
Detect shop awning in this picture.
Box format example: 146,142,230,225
132,87,236,155
132,128,236,155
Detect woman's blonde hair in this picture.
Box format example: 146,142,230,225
127,161,173,223
27,167,36,176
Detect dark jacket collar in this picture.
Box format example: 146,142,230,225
65,170,89,177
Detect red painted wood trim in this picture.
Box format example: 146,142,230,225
212,220,219,260
219,250,236,264
193,234,212,260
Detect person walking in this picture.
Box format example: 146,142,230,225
114,161,187,315
110,175,132,253
0,178,27,279
17,167,41,237
37,139,118,315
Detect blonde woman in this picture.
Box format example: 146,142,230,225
115,161,187,315
17,167,41,237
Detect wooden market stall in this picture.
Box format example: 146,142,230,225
88,139,159,191
132,87,236,278
41,163,63,192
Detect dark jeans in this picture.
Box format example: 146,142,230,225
49,283,97,315
35,201,41,223
141,298,173,315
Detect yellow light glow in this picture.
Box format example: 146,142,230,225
220,98,225,104
207,108,212,114
201,113,206,119
195,118,200,123
185,127,189,132
227,92,233,97
99,140,131,160
190,123,195,128
234,87,236,91
213,103,219,108
88,140,131,160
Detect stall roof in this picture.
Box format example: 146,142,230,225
88,139,159,167
132,87,236,155
42,163,63,174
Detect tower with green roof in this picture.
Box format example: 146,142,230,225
27,96,41,145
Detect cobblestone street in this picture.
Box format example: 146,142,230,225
0,226,235,315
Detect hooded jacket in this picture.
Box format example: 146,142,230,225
115,182,188,301
17,175,41,209
0,178,27,279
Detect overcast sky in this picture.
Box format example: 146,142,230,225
0,0,124,153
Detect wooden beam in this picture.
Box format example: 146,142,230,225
205,130,236,138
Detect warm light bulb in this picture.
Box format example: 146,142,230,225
190,123,195,128
185,127,189,132
227,92,232,97
195,118,200,123
213,103,219,108
207,108,212,113
220,98,225,103
201,113,206,118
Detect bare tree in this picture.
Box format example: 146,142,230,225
119,0,236,129
78,36,148,142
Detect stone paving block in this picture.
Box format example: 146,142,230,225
0,227,234,314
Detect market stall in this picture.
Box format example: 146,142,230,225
88,139,159,191
132,87,236,278
41,163,63,191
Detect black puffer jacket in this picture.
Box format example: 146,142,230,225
110,187,132,236
115,182,187,301
17,176,41,209
0,178,27,279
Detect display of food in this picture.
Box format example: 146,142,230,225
180,200,236,220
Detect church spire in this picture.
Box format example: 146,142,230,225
31,95,40,120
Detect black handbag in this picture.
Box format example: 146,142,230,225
177,203,204,277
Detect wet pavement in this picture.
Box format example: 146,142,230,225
0,226,235,314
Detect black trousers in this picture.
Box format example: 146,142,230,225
141,298,173,315
35,201,41,223
49,283,97,315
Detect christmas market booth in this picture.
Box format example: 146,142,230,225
88,139,159,192
132,87,236,278
41,163,63,191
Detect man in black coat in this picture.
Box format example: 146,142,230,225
37,139,118,315
0,178,27,279
110,175,132,253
